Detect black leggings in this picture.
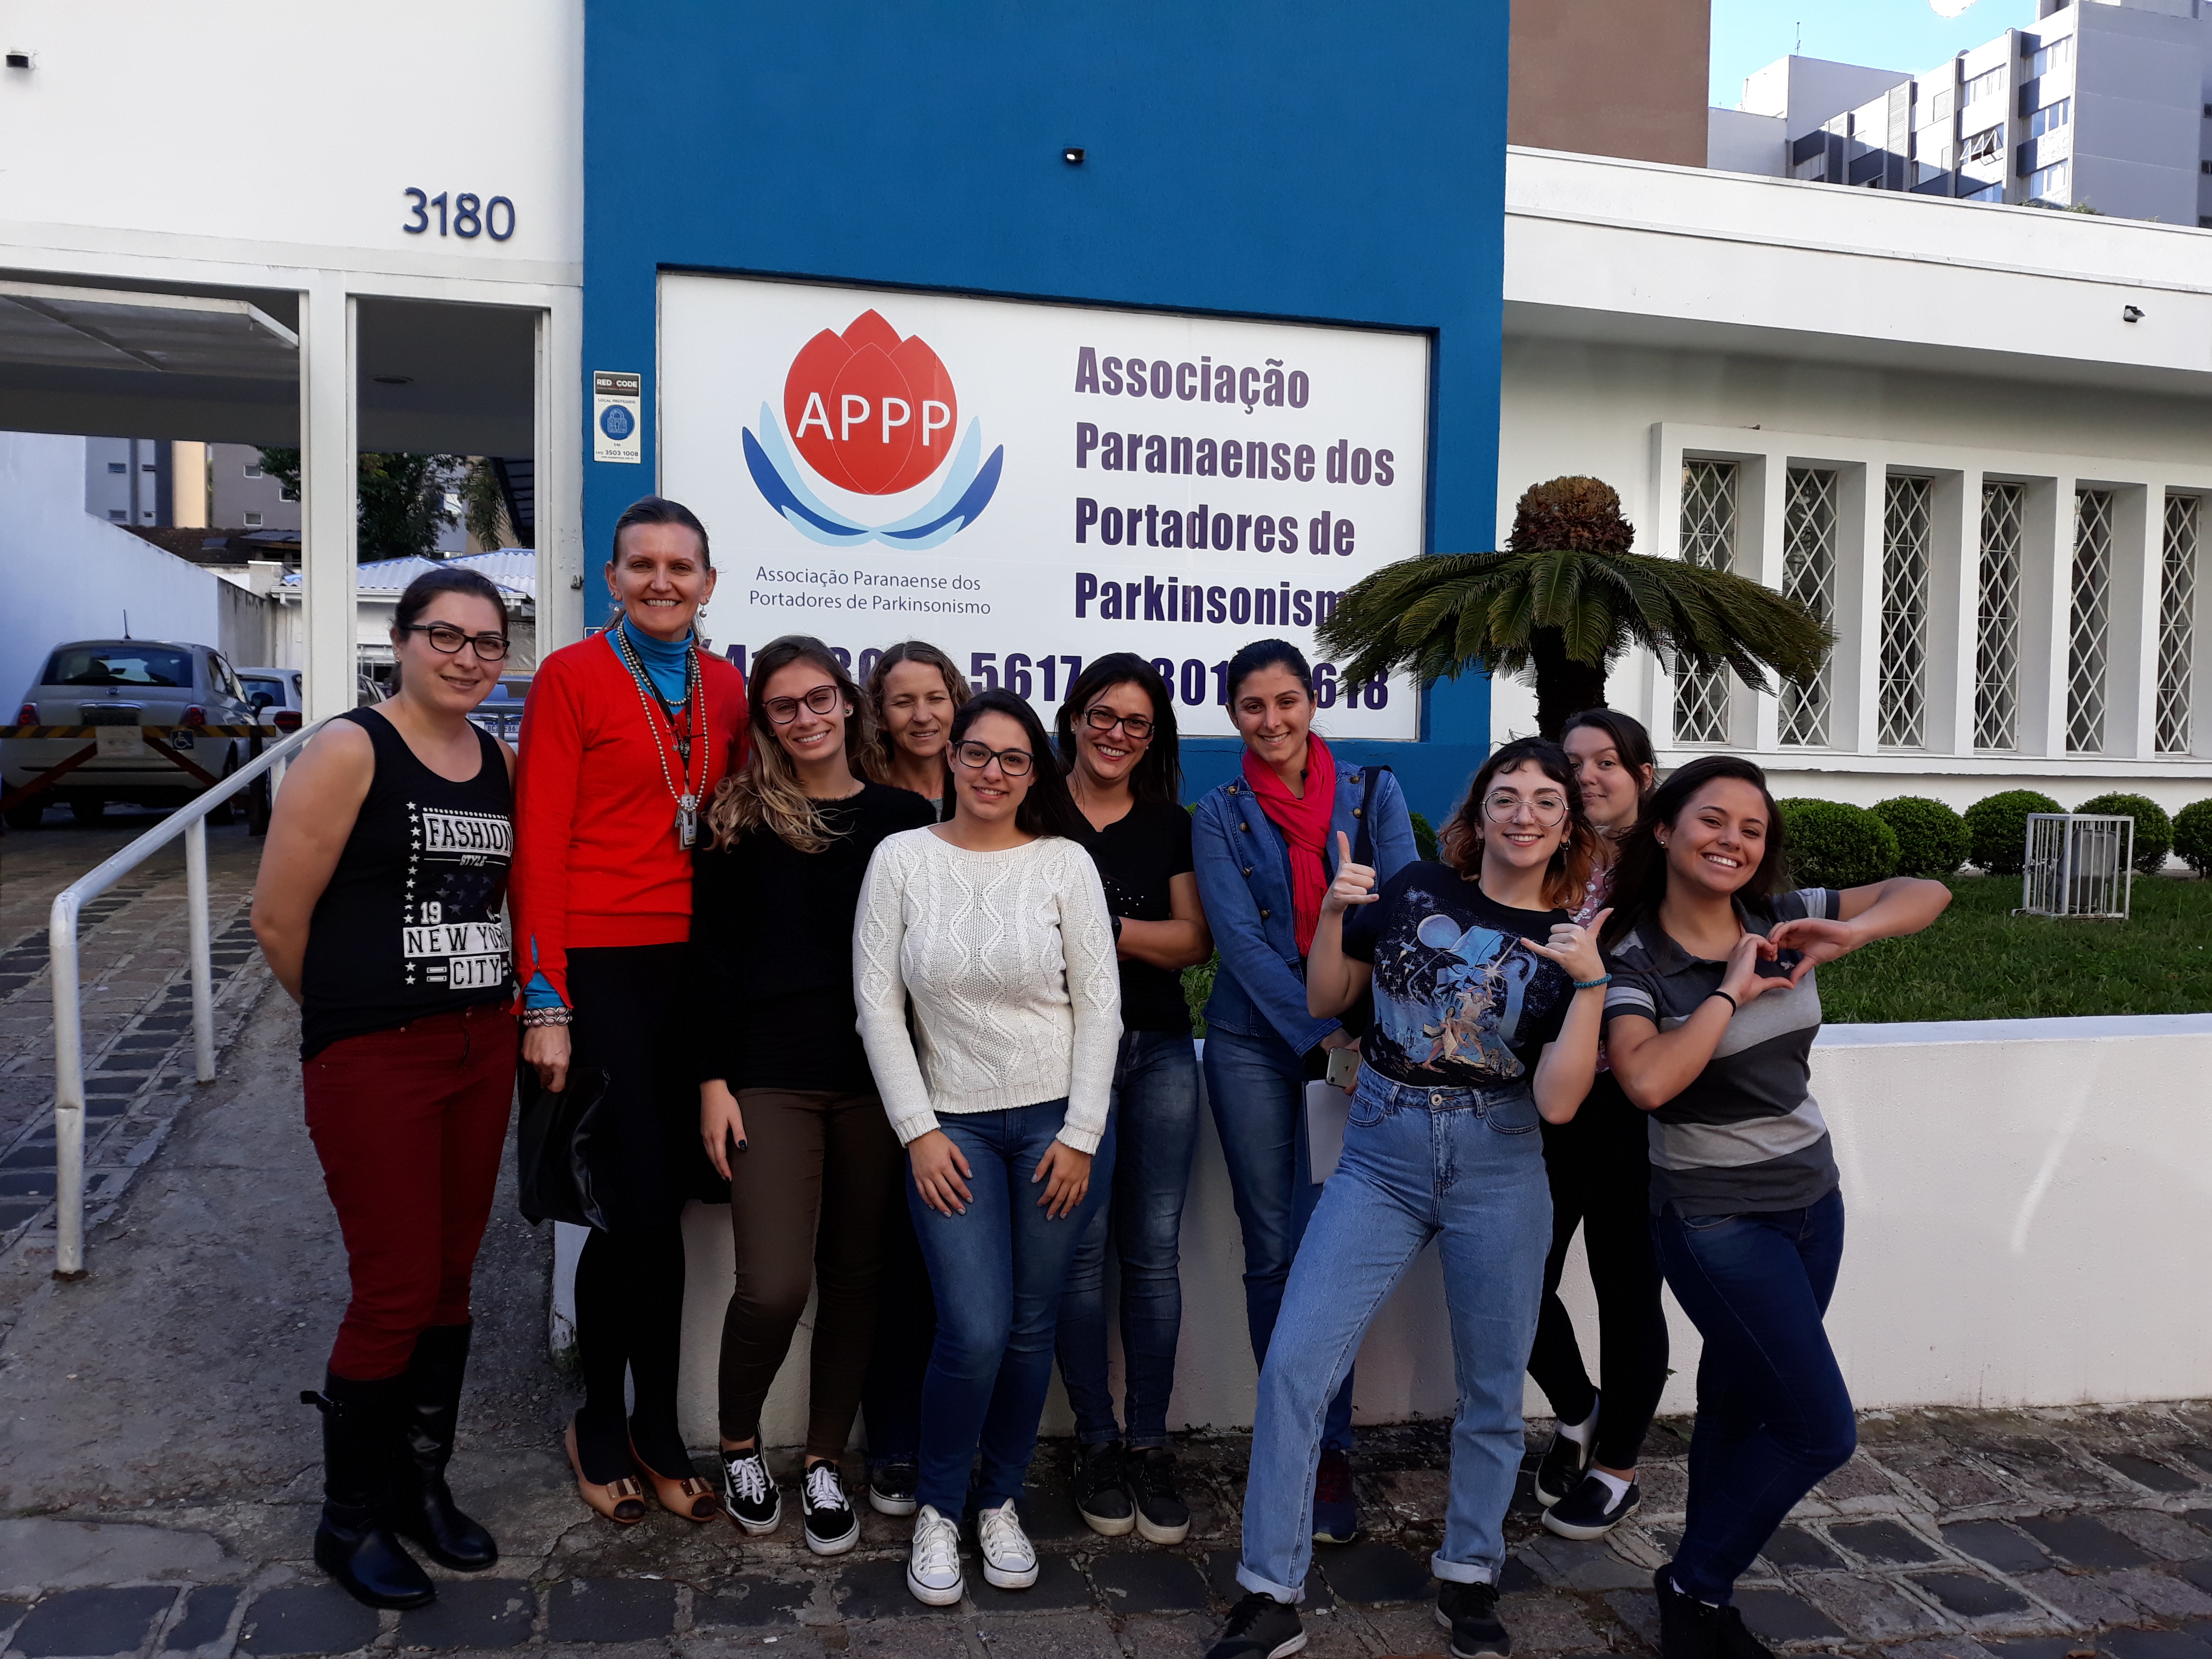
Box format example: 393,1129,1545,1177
1526,1072,1670,1471
573,1222,689,1482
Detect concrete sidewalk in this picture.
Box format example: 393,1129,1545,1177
5,981,2212,1659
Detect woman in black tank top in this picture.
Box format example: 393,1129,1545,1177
251,569,520,1613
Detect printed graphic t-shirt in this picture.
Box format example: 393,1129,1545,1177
1341,861,1573,1089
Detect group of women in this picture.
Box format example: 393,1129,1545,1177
252,493,1950,1659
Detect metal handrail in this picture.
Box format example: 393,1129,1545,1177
47,718,327,1279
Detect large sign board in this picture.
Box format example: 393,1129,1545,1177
659,275,1429,738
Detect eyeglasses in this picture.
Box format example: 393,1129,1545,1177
1082,706,1155,741
1483,791,1568,826
402,623,510,662
951,740,1034,778
764,684,842,724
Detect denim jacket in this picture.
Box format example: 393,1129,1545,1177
1192,763,1417,1055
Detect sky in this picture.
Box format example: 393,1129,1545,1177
1709,0,2038,106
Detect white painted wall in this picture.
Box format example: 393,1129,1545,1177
561,1016,2212,1453
1707,108,1787,178
0,431,238,704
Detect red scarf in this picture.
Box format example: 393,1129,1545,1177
1243,732,1339,955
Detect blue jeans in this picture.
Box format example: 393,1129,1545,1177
1655,1189,1854,1605
1238,1070,1551,1602
1055,1031,1201,1449
909,1099,1117,1520
1202,1022,1355,1452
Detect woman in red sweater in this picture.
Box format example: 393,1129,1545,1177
511,496,748,1525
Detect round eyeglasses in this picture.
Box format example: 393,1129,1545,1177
1082,706,1155,740
402,623,510,662
951,740,1035,778
764,683,842,724
1482,791,1568,826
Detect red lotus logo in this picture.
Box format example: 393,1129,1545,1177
783,310,958,495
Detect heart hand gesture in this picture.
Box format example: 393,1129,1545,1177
1522,908,1611,987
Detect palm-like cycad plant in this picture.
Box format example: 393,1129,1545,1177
1317,476,1833,740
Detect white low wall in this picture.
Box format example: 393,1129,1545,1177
551,1014,2212,1450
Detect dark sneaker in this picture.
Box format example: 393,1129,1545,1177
1715,1604,1776,1659
1533,1418,1593,1507
1130,1447,1191,1545
1205,1591,1306,1658
867,1459,917,1517
1311,1447,1358,1544
1541,1471,1639,1540
720,1446,781,1535
1436,1579,1512,1659
1654,1565,1724,1659
1074,1439,1134,1537
801,1461,859,1556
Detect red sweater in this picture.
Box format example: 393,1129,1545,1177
511,633,748,1004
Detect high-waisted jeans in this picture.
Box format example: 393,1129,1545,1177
909,1098,1117,1520
1055,1030,1201,1449
1238,1068,1551,1603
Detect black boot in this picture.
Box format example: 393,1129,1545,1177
386,1324,499,1571
304,1374,437,1610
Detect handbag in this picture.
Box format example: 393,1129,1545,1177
515,1062,611,1229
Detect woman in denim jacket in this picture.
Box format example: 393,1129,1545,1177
1189,639,1415,1544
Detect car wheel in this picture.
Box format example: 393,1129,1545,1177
4,800,45,831
70,798,106,825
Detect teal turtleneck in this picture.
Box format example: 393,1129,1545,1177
608,612,693,704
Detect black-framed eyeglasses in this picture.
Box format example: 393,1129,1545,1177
1082,706,1155,741
403,623,510,662
1483,791,1568,826
764,684,842,724
951,739,1034,778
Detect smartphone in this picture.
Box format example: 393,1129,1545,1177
1325,1046,1362,1091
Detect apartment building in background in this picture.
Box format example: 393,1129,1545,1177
1710,0,2212,224
206,441,298,533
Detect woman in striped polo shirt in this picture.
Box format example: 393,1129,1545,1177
1598,755,1949,1659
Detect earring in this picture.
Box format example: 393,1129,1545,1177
698,604,708,618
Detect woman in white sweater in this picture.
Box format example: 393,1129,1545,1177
854,686,1123,1608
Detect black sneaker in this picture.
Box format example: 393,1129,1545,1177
800,1460,859,1556
1715,1604,1776,1659
1130,1447,1190,1545
1541,1470,1639,1540
720,1446,781,1535
1533,1416,1593,1506
1311,1447,1358,1544
867,1459,917,1517
1654,1565,1724,1659
1074,1439,1134,1537
1436,1579,1512,1659
1205,1591,1306,1658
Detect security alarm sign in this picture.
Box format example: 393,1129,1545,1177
593,370,642,464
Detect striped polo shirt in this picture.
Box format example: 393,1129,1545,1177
1600,886,1842,1217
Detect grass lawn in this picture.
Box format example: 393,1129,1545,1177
1817,872,2212,1023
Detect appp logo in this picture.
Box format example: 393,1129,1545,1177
744,310,1003,550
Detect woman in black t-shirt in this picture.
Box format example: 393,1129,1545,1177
1050,654,1212,1546
1206,737,1610,1659
693,635,934,1557
250,568,518,1611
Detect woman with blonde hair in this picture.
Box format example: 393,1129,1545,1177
693,635,935,1554
863,640,969,816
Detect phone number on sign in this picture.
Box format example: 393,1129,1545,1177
723,643,1390,712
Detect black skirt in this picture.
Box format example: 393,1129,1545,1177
563,941,726,1230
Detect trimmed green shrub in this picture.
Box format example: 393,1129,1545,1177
2174,798,2212,877
1779,799,1899,890
1965,789,2062,876
2074,791,2174,875
1872,795,1971,879
1408,810,1440,863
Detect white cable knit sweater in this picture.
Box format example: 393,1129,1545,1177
853,827,1122,1153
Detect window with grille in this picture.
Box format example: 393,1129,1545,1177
1673,460,1736,744
2067,489,2113,752
1974,483,2023,751
2157,494,2199,754
1878,476,1932,747
1779,468,1837,746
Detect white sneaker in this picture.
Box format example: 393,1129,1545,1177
977,1498,1038,1590
906,1504,965,1606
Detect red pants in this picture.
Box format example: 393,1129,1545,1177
303,1003,518,1379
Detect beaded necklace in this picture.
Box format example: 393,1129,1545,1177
610,618,709,850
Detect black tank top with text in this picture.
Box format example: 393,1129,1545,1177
300,708,513,1058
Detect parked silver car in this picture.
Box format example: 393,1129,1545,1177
4,639,261,828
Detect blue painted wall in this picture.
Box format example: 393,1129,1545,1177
583,0,1507,820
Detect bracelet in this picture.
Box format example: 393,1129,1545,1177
1572,974,1611,990
519,1006,573,1028
1111,914,1124,944
1707,990,1738,1014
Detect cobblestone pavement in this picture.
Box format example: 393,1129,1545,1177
5,898,2212,1659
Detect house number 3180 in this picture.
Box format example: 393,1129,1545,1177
402,189,515,242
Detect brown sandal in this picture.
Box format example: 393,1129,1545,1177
565,1419,646,1525
631,1436,722,1522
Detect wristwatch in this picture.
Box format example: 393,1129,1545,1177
1111,915,1124,944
